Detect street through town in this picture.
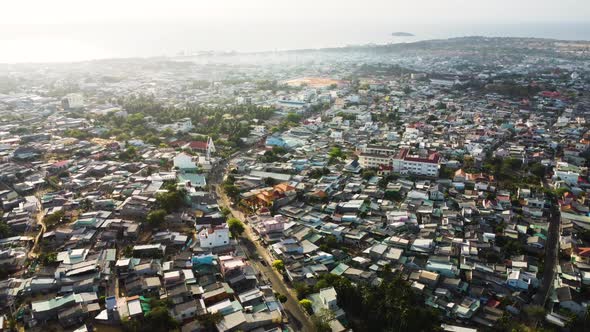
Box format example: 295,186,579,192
210,158,314,332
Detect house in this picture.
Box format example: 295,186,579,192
133,244,166,257
198,223,230,248
216,310,247,332
48,160,72,173
183,138,215,156
242,183,296,210
57,303,88,327
254,215,286,235
556,287,584,315
31,293,90,322
319,287,339,312
174,153,198,171
572,247,590,265
426,259,459,278
507,269,538,290
526,236,546,249
265,135,287,148
170,300,202,321
418,270,440,288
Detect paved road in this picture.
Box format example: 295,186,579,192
532,210,559,307
238,235,311,332
532,182,560,307
28,200,46,259
214,182,313,332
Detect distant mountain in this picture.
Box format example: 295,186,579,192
391,32,414,37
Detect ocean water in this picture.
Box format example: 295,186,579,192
1,22,589,64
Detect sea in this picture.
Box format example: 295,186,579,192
1,22,589,64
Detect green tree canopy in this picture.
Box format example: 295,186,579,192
44,210,65,226
286,112,302,123
228,218,245,237
155,187,186,213
0,222,11,239
146,209,167,227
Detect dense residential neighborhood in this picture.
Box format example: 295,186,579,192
1,36,590,332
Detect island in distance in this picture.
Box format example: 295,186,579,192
391,32,415,37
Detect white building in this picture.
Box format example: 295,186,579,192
157,118,193,133
173,152,197,171
330,131,343,142
553,162,583,186
392,148,440,177
198,223,230,248
358,145,396,168
319,287,339,312
62,93,84,109
251,125,266,136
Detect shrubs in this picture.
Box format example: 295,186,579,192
271,259,285,272
299,299,313,314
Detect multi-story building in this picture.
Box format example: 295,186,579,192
392,148,440,177
61,93,84,109
198,223,230,248
358,145,396,168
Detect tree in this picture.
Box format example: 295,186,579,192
220,207,231,217
79,198,92,212
277,293,288,303
312,308,336,332
264,177,276,187
272,259,285,272
384,190,403,202
146,209,167,227
228,218,245,238
119,146,138,161
122,245,133,258
328,147,345,160
143,306,179,332
439,165,454,179
199,312,223,330
524,305,546,324
570,305,590,331
555,187,572,198
223,183,240,201
294,282,311,299
286,112,302,123
319,235,339,252
39,251,58,266
361,169,376,180
529,162,546,179
309,167,330,179
299,299,313,314
272,146,287,155
155,187,186,213
312,273,441,332
0,222,10,239
44,210,65,226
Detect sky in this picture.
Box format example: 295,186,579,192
1,0,589,63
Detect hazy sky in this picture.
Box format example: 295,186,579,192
1,0,589,63
2,0,589,24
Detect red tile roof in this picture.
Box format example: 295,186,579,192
186,141,208,150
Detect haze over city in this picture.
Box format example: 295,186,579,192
1,0,590,63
